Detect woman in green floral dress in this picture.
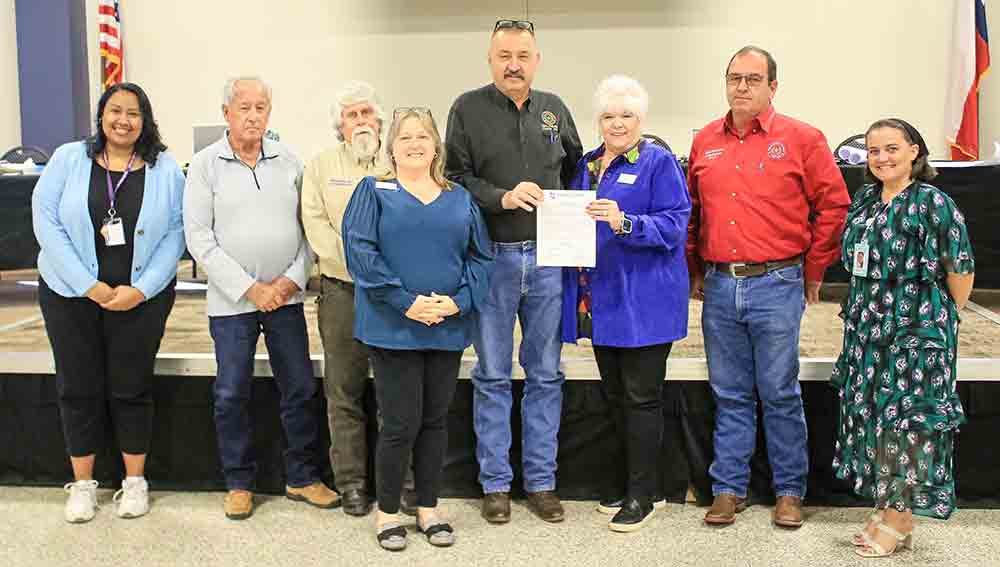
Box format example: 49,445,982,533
831,119,975,558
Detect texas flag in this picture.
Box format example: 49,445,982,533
945,0,990,160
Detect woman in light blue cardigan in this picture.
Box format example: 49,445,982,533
32,83,185,524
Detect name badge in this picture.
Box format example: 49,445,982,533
851,242,870,277
328,177,354,188
617,173,637,185
375,181,399,191
102,218,126,247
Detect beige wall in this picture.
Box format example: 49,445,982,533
79,0,996,163
0,0,21,151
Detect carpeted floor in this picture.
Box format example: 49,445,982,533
1,487,997,567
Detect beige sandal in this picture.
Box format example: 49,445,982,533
852,511,884,546
855,521,913,558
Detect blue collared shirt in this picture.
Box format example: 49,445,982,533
32,141,185,299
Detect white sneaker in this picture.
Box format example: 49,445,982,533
64,480,99,523
113,477,149,519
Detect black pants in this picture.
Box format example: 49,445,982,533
38,278,175,457
593,342,673,504
369,347,461,513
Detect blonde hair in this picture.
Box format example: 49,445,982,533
380,110,452,190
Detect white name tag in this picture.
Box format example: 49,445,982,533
375,181,399,191
103,218,126,247
851,242,870,276
328,177,354,187
617,173,637,185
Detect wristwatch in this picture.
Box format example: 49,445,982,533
616,215,633,235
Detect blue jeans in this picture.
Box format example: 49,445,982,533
472,241,564,494
703,263,808,499
209,303,319,490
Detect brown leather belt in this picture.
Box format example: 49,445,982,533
709,255,802,279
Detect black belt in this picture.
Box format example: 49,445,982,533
709,256,802,279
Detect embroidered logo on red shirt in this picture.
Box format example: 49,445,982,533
704,148,724,160
767,141,786,160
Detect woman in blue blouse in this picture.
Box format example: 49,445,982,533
32,83,185,523
343,108,493,550
561,75,691,532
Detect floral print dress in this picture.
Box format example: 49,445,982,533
831,181,975,519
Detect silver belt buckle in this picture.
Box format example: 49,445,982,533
729,262,747,278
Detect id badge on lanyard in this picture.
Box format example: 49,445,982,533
852,203,885,277
101,151,136,247
851,242,870,276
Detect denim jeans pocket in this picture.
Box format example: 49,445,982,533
703,264,721,288
771,264,804,283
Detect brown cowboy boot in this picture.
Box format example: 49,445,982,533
703,494,747,525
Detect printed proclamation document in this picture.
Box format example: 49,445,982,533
536,190,596,267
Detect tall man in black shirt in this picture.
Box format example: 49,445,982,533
445,20,582,524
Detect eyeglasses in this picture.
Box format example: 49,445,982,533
393,107,433,120
493,19,535,34
725,73,767,88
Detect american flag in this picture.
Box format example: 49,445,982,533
98,0,123,89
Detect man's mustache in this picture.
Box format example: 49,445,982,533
505,71,524,80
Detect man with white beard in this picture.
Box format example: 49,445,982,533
301,80,403,517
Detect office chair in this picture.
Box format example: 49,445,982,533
1,145,50,165
642,134,672,154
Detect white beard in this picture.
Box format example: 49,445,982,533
351,130,378,161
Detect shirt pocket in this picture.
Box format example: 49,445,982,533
541,130,567,170
748,147,805,202
693,153,735,201
748,160,792,199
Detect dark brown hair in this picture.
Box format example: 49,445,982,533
864,118,937,184
726,45,777,82
86,82,167,166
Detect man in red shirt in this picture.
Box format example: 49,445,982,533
687,46,850,528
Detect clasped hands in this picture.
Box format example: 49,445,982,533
405,293,460,326
85,281,146,311
245,276,300,312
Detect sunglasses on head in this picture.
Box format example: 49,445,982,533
493,19,534,34
393,107,433,120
